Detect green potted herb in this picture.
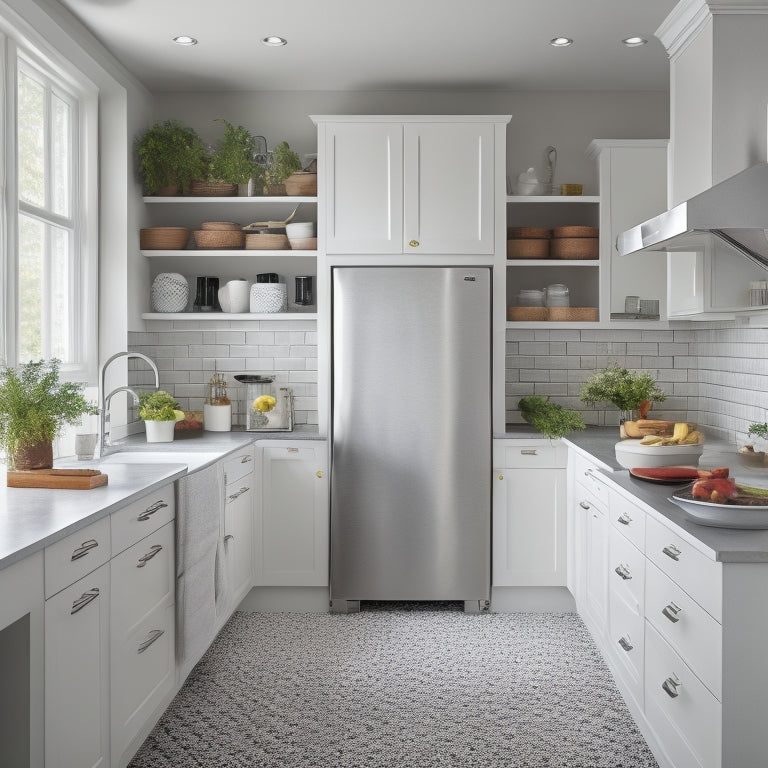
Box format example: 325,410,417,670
263,141,302,195
518,396,586,439
579,364,666,435
738,420,768,467
207,119,264,195
138,390,184,443
135,119,208,195
0,359,96,470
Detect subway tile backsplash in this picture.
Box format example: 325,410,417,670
128,319,318,427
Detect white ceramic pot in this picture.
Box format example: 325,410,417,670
151,273,189,313
218,279,250,314
250,283,287,313
144,420,176,443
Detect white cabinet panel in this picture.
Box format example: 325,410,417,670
223,481,254,606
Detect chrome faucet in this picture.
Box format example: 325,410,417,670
99,352,160,456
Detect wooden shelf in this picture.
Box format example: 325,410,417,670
141,312,317,321
141,250,317,258
143,196,317,204
505,259,599,267
506,195,600,204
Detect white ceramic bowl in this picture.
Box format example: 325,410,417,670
285,221,316,238
614,439,704,469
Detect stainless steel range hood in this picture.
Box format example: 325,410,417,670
617,162,768,271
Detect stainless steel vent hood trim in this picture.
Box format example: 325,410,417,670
616,162,768,270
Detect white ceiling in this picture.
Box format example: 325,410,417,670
56,0,678,93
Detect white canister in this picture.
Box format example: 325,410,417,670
203,403,232,431
219,279,250,314
144,420,176,443
250,283,288,313
151,273,189,313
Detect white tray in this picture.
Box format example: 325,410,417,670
669,493,768,529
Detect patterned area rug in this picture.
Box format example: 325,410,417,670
129,606,658,768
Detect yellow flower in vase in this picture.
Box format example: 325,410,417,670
253,394,277,413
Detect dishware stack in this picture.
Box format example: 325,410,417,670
286,221,317,250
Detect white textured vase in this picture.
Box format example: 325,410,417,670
151,272,189,313
144,420,175,443
250,283,287,313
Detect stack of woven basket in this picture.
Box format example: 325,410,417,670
506,227,551,259
192,221,244,249
550,226,599,259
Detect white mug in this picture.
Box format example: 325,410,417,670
219,279,250,314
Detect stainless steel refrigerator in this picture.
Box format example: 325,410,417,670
330,266,491,612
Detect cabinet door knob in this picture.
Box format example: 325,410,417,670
408,239,419,247
497,474,504,481
618,635,633,652
662,544,682,561
662,675,681,698
662,602,682,623
316,470,324,478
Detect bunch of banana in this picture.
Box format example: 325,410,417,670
639,423,704,446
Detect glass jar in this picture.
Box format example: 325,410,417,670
515,289,545,307
544,284,570,307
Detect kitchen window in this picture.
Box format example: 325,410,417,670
1,28,97,381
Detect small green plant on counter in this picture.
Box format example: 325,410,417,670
518,396,586,439
207,119,264,186
579,365,666,412
138,390,183,422
748,422,768,441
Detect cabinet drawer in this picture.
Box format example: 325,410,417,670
494,440,566,469
646,516,722,622
225,477,254,508
45,516,111,598
610,491,646,551
609,525,645,614
572,452,610,505
609,586,644,702
110,602,175,765
646,560,722,701
645,623,721,768
111,483,175,555
111,521,174,638
222,448,254,486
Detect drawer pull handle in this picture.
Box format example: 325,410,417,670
224,534,234,543
614,564,632,580
662,675,681,698
618,635,633,652
240,455,252,463
71,587,100,615
137,500,168,521
71,539,99,561
662,602,682,623
227,486,250,502
136,544,163,568
617,513,632,526
662,544,682,561
137,629,164,654
579,501,591,510
520,449,538,456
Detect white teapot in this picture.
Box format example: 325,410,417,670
218,279,250,314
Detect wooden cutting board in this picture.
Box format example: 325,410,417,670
7,468,108,489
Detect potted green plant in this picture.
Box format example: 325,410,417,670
0,359,96,470
579,364,666,436
138,390,184,443
207,119,264,196
738,420,768,467
518,396,586,439
135,119,207,195
263,141,302,195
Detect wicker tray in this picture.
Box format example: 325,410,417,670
245,233,290,250
507,239,550,259
547,306,599,321
507,306,548,321
189,180,237,197
552,226,599,238
201,221,241,231
140,227,190,250
507,226,550,239
550,237,598,260
192,230,245,249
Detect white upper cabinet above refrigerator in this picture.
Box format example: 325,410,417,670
317,116,506,255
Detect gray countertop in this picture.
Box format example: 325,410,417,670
0,425,324,572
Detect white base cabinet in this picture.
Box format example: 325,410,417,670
255,441,328,586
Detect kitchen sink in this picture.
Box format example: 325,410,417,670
98,450,222,473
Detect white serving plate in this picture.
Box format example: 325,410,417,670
615,439,704,469
669,490,768,529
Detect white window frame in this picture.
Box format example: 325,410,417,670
1,21,98,383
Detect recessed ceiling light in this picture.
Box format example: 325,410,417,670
622,36,647,47
173,35,197,46
550,37,573,47
262,36,287,47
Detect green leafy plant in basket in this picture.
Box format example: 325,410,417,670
263,141,302,194
135,119,208,195
0,359,96,470
207,119,264,188
518,396,586,439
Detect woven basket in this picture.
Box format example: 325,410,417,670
507,306,549,321
189,179,237,197
550,237,598,260
192,230,245,249
547,306,599,321
201,221,241,231
284,172,317,196
507,239,549,259
140,227,190,250
552,226,599,238
507,226,550,239
245,233,290,250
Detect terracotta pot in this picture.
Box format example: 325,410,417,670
13,440,53,470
